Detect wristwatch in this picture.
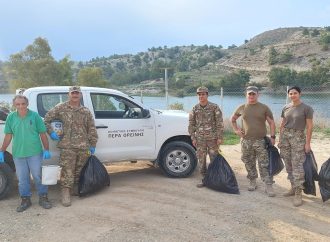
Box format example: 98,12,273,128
270,135,276,139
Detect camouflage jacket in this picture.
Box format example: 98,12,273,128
188,101,224,142
44,101,98,149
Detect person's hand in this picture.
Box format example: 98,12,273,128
50,131,60,141
217,139,223,145
43,150,51,159
305,143,311,153
89,147,96,155
0,151,4,163
234,128,245,138
270,137,276,146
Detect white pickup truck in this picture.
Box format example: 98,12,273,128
0,86,197,199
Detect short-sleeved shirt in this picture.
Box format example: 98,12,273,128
4,109,46,158
281,103,313,130
233,102,273,139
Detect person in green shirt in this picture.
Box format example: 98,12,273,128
0,95,52,212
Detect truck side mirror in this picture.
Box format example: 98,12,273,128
142,109,150,118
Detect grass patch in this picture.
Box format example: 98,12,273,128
223,131,240,145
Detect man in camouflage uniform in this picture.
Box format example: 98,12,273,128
44,86,98,207
188,86,224,188
231,86,276,197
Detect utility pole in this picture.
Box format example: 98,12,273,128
160,67,171,109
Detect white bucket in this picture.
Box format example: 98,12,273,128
42,165,61,185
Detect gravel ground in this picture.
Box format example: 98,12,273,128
0,140,330,242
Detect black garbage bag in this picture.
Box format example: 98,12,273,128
303,151,319,196
78,155,110,197
264,137,284,176
318,158,330,202
203,153,239,194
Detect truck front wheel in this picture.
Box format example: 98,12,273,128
159,141,197,178
0,163,14,200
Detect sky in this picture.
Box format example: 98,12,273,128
0,0,330,61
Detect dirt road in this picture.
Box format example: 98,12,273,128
0,139,330,242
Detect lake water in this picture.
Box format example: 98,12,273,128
1,93,329,120
135,93,330,120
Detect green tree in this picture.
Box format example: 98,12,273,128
302,28,309,36
268,47,278,65
6,37,73,89
77,67,107,87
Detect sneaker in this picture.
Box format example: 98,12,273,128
16,197,32,212
248,179,257,191
39,195,52,209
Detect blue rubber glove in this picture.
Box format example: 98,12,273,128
43,150,51,159
89,147,96,155
50,131,60,141
0,151,4,163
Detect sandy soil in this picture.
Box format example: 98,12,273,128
0,138,329,242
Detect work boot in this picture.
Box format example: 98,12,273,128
196,177,205,188
293,188,303,207
61,187,71,207
196,182,205,188
248,179,257,191
16,196,32,212
71,184,79,196
265,184,276,197
39,194,52,209
283,181,295,197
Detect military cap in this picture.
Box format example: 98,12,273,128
69,86,81,93
196,86,208,93
246,86,259,94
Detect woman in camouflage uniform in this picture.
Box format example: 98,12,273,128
279,86,313,207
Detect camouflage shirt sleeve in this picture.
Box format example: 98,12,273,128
44,104,61,134
188,106,196,142
214,105,224,140
86,109,98,147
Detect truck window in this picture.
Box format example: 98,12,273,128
37,93,69,117
91,93,143,119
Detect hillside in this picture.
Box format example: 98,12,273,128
215,27,330,83
1,27,329,94
80,26,330,94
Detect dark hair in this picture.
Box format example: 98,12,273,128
287,86,301,94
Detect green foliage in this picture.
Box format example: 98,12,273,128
222,131,240,145
311,29,320,37
268,67,297,87
268,47,292,65
77,67,107,87
228,44,237,49
268,47,278,65
320,33,330,44
302,28,309,36
268,63,330,87
5,37,73,90
325,26,330,32
169,102,184,110
220,70,250,88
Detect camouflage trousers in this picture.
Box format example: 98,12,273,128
59,148,90,189
241,138,273,184
278,128,306,189
196,139,219,176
